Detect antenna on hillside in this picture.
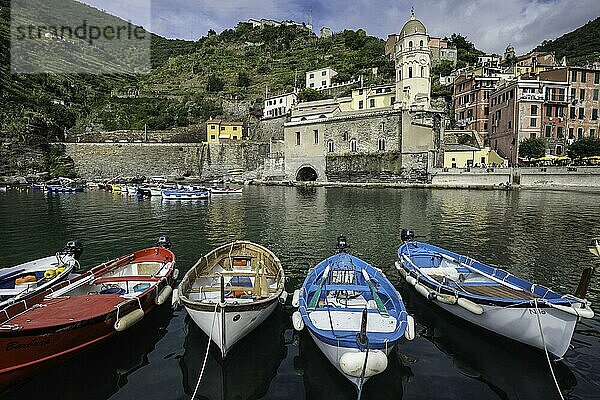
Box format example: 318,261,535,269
308,8,313,28
294,70,298,92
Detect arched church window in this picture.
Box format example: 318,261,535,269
408,41,413,49
409,67,413,78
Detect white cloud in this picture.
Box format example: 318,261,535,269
80,0,600,54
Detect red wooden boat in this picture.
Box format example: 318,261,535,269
0,236,177,387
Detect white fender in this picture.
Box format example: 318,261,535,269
279,290,288,305
156,285,173,305
395,261,407,278
114,309,144,331
457,297,484,315
404,314,415,340
292,311,304,331
339,350,388,378
435,292,458,305
406,276,418,286
173,269,180,280
292,289,301,308
414,283,430,299
549,303,594,319
171,288,180,307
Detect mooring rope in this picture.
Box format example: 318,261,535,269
533,298,565,400
191,303,219,399
356,335,370,400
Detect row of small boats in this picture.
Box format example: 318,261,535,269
106,184,242,199
0,233,596,394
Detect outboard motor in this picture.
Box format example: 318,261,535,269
156,235,172,249
59,240,83,261
400,229,415,243
337,235,349,253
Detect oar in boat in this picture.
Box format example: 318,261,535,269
436,252,594,318
436,252,525,291
308,264,330,310
361,269,388,316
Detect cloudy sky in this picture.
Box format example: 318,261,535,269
81,0,600,55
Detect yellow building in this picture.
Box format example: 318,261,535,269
206,119,244,143
443,144,506,168
351,84,396,111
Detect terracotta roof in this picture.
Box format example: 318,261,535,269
206,119,243,126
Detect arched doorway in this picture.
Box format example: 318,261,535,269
296,166,318,181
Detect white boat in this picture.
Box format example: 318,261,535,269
397,230,595,359
294,236,413,392
149,187,163,196
211,187,243,195
125,186,138,196
0,186,7,193
0,241,83,309
176,241,286,358
161,189,210,200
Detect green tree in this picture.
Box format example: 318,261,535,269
207,75,224,92
298,89,329,102
236,72,251,87
567,137,600,158
518,137,546,159
432,60,455,77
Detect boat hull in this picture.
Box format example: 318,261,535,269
395,260,579,358
309,332,392,389
435,294,576,358
162,190,209,200
0,247,176,385
184,298,279,357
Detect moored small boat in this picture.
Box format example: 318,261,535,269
293,236,414,392
0,236,177,384
0,241,83,309
162,189,210,200
175,241,286,358
210,187,243,195
396,229,595,359
45,185,84,193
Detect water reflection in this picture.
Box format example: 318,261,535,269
294,329,410,399
1,187,600,400
404,287,577,400
180,310,287,400
3,305,173,399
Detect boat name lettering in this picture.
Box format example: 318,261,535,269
6,338,51,351
528,309,546,315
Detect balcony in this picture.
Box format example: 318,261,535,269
545,95,568,103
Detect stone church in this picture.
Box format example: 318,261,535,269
282,12,444,183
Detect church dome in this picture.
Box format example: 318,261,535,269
400,14,426,37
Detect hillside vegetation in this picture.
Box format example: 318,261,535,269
536,17,600,65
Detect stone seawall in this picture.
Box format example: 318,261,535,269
62,142,269,179
326,151,429,183
431,166,600,189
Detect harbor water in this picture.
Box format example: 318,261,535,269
1,186,599,400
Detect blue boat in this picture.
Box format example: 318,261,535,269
161,189,210,200
397,229,595,359
292,236,414,392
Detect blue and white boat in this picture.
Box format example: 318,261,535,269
161,189,210,200
292,236,414,392
0,241,83,309
397,229,595,359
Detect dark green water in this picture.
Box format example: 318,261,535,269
1,186,599,400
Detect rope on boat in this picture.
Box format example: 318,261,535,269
191,303,219,400
356,335,370,400
533,298,565,400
